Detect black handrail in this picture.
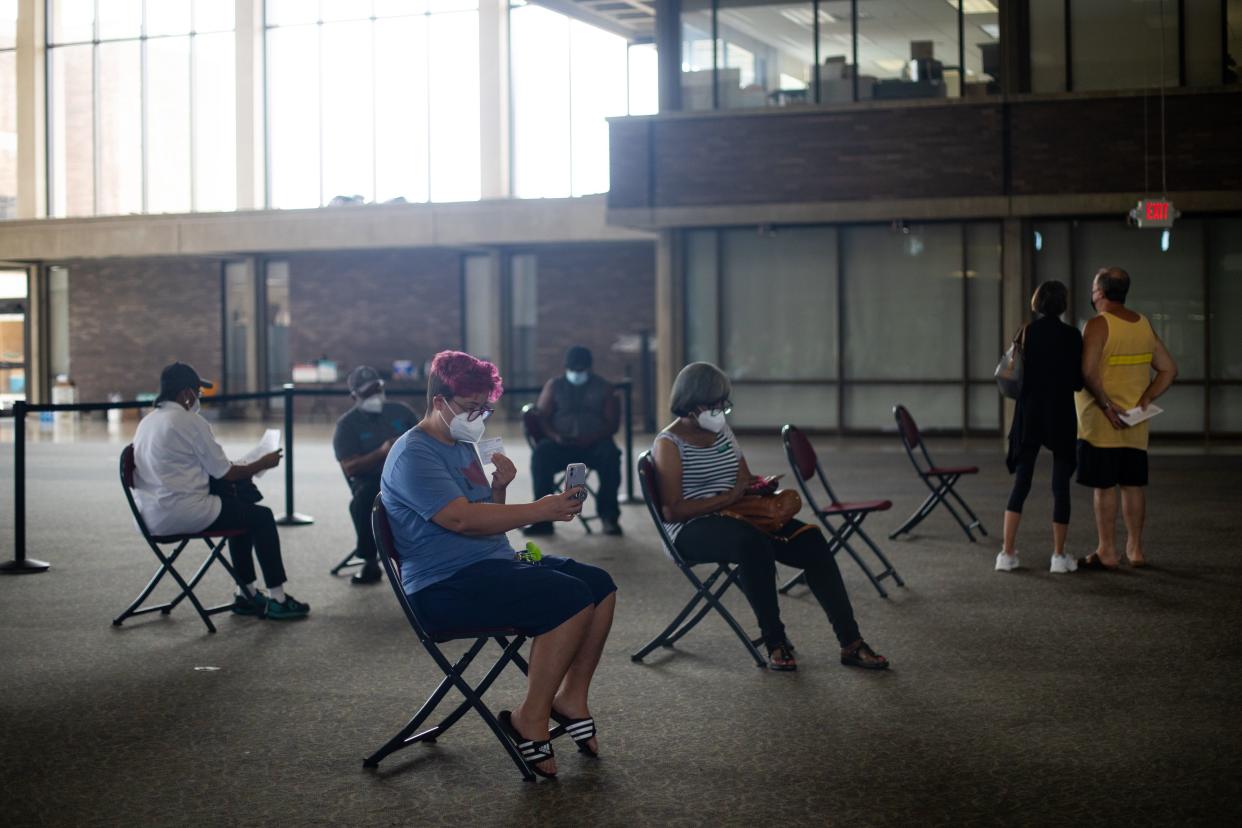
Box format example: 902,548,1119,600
0,381,635,574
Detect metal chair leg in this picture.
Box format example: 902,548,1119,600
112,544,182,626
663,567,743,646
332,550,366,575
946,486,988,536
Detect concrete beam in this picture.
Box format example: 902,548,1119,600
608,191,1242,231
0,196,654,261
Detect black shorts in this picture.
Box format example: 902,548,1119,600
410,556,616,639
1076,441,1148,488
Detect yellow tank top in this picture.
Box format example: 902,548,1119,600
1075,312,1157,450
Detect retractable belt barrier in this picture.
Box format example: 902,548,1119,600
0,381,635,575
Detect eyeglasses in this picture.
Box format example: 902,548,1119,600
705,400,732,416
447,398,493,422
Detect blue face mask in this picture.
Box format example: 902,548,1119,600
566,370,589,386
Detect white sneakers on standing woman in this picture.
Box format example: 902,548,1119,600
995,549,1078,573
995,550,1020,571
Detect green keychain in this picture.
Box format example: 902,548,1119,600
516,541,543,565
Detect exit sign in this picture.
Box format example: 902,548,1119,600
1130,199,1178,228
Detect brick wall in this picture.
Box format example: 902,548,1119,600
283,248,464,419
611,89,1242,210
531,241,656,425
67,259,224,402
59,242,655,421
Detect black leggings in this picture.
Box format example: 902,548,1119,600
675,515,861,649
1007,446,1075,525
348,477,381,562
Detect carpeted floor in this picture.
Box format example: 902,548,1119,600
1,421,1240,827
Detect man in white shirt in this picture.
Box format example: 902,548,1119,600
132,363,309,620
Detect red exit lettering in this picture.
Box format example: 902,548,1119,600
1146,202,1169,221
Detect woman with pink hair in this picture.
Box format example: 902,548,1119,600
381,351,616,778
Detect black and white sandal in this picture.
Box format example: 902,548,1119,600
498,710,557,778
551,709,598,758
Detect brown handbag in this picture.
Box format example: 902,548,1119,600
720,489,803,535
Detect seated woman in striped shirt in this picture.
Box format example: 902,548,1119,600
651,362,888,672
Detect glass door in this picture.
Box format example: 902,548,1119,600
0,269,28,409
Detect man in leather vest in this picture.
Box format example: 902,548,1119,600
524,346,623,537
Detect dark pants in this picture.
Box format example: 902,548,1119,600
675,515,861,649
1007,445,1075,524
530,438,621,521
204,497,287,589
349,476,382,562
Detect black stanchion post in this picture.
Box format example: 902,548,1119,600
1,401,49,574
623,382,635,503
276,384,314,526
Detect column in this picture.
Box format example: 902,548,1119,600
15,0,45,218
478,0,510,199
656,0,682,112
654,229,683,419
235,0,265,210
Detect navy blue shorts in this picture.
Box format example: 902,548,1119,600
409,556,616,639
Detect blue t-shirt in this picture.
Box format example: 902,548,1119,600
380,427,514,594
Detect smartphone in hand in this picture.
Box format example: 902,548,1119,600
564,463,589,501
746,474,783,496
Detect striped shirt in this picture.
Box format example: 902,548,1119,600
654,428,741,543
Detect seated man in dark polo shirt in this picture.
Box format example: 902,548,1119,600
525,346,623,537
333,365,418,584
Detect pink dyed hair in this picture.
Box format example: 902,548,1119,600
427,350,504,405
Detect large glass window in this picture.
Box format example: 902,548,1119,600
680,0,994,109
510,2,650,198
1070,0,1177,92
684,220,1000,433
858,0,960,100
266,1,481,208
47,0,236,217
1,1,15,218
1032,216,1237,435
1031,0,1216,93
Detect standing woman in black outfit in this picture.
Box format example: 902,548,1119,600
996,281,1084,574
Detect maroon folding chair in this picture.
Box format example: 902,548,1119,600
630,452,767,670
889,405,988,543
363,495,540,781
520,403,598,533
780,425,904,599
114,444,246,634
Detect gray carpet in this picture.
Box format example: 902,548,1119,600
1,421,1240,827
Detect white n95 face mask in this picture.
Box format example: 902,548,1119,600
696,410,727,433
439,405,487,443
359,393,385,414
190,398,202,415
565,370,589,386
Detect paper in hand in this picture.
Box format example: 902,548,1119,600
239,429,281,478
1119,404,1163,427
477,437,505,466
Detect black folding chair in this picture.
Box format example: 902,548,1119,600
363,495,539,781
520,403,598,533
114,444,245,634
889,405,988,543
331,550,366,576
630,452,767,670
779,425,904,599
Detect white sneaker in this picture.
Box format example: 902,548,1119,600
995,550,1020,572
1049,553,1076,574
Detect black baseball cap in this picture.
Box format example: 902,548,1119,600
347,365,384,395
156,362,213,403
564,346,593,370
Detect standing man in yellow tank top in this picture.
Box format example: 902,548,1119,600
1075,267,1178,570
